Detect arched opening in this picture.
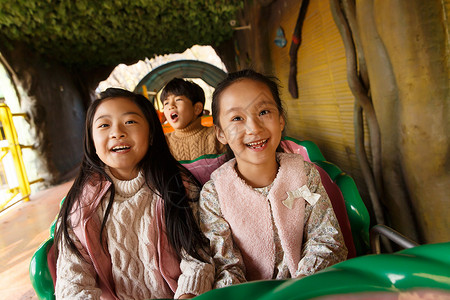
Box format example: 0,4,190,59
97,46,227,111
134,59,227,98
96,45,228,132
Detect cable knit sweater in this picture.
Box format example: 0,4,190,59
165,117,225,161
55,169,214,299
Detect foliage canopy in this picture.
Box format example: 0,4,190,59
0,0,242,68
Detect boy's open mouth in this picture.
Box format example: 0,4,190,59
170,112,178,120
246,139,268,149
111,145,131,152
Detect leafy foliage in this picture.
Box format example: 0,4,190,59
0,0,242,68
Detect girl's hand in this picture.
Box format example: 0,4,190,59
178,293,196,299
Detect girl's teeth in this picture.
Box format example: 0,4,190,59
112,146,130,151
247,140,267,148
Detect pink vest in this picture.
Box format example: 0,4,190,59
211,153,307,280
49,177,181,299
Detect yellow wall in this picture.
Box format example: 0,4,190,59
268,0,371,199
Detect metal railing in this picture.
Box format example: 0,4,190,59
370,224,420,254
0,103,42,211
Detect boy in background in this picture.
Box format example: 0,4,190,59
161,78,225,161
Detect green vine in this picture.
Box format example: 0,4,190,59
0,0,242,67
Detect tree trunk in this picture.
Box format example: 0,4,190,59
357,0,449,243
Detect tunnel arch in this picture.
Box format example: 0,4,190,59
133,60,227,102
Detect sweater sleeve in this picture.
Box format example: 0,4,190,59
198,180,247,289
55,228,102,300
175,201,214,298
175,248,215,298
295,163,348,277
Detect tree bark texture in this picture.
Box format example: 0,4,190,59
356,0,449,243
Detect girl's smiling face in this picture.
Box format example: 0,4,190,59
215,79,285,170
92,97,150,180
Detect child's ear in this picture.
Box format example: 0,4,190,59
194,102,204,116
280,115,286,131
215,125,228,145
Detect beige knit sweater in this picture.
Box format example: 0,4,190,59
165,117,225,161
55,169,214,299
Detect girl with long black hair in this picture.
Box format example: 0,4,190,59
54,88,212,299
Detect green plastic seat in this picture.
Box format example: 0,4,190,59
29,238,55,300
29,227,56,299
29,200,61,300
195,242,450,300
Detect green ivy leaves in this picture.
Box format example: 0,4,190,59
0,0,243,68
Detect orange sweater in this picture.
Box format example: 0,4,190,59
165,117,225,161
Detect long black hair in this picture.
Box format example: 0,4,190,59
211,69,286,160
54,88,206,261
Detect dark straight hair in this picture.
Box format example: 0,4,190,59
211,69,286,159
54,88,206,261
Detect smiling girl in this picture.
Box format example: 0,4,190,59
54,88,213,299
198,70,347,288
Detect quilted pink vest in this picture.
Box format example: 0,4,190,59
211,153,307,280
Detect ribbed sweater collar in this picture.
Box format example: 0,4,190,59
172,117,203,138
105,167,145,198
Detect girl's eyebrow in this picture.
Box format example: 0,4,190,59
123,111,144,118
223,100,276,116
94,111,143,122
223,107,242,115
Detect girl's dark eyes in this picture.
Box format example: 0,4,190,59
97,120,136,128
259,110,270,116
231,116,243,121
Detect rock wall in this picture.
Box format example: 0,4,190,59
0,43,86,184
